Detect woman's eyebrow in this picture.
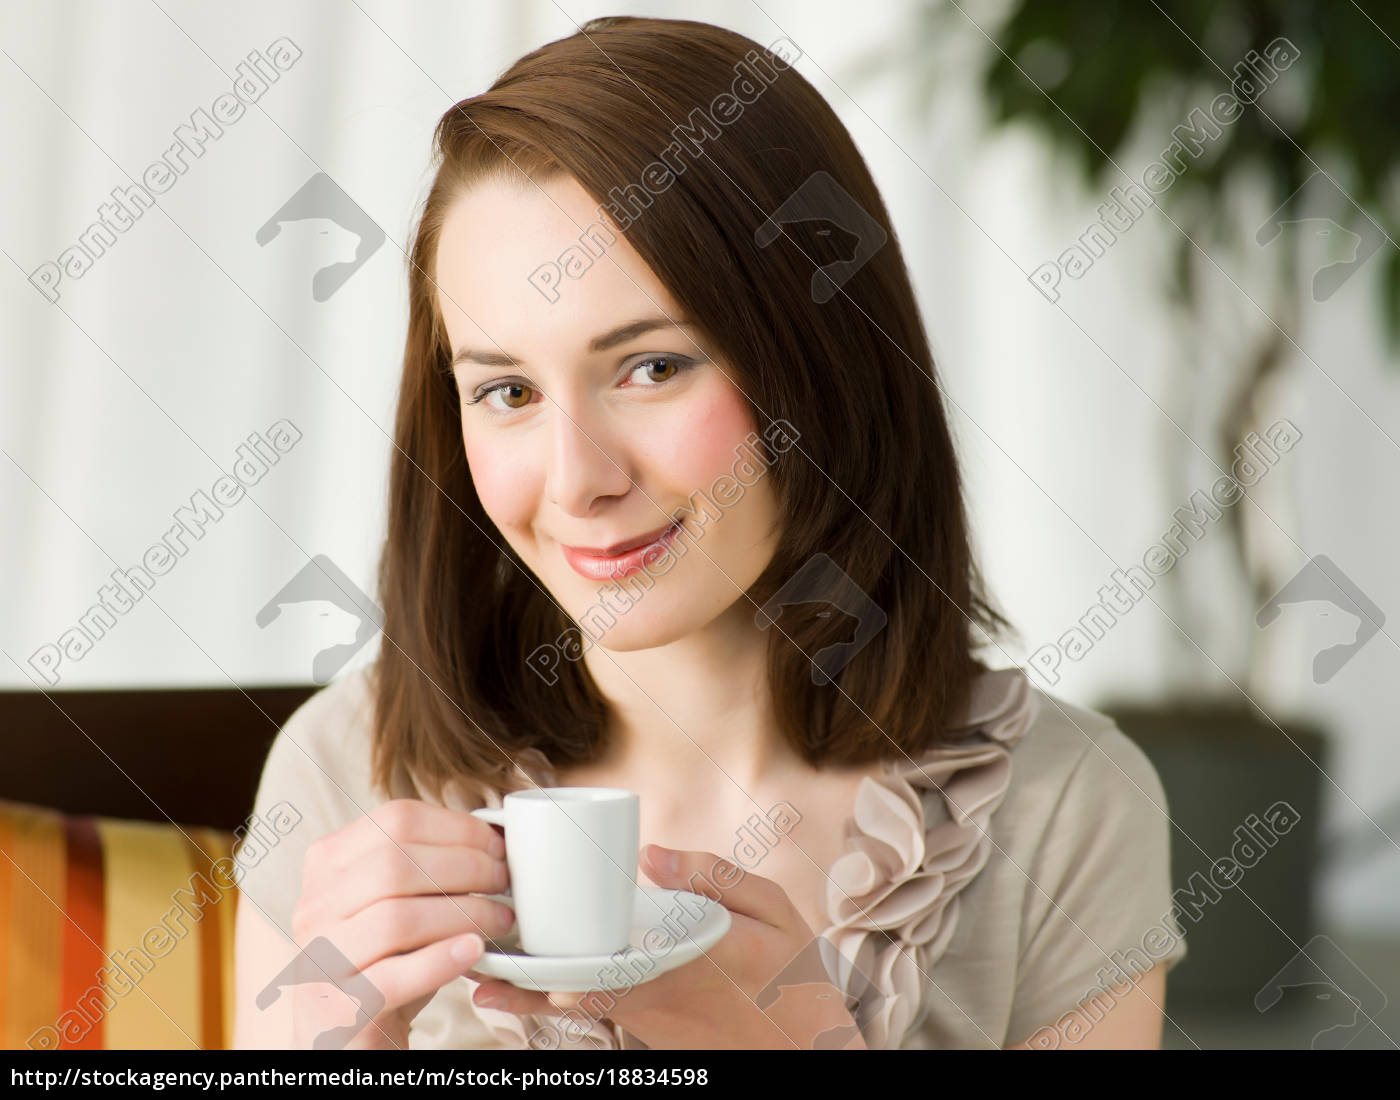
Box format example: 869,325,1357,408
450,316,695,369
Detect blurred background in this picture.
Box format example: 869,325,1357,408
1,0,1395,1049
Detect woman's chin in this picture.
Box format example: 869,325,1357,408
545,558,761,654
555,585,712,654
575,610,697,654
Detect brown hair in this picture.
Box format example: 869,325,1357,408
371,15,1014,805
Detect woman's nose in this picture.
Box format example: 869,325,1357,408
544,400,634,516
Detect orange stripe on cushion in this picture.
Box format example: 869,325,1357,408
182,828,231,1050
59,816,106,1050
209,829,239,1050
96,820,201,1049
0,812,10,1046
3,803,66,1050
221,881,238,1050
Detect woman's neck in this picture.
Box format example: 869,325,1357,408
577,601,805,793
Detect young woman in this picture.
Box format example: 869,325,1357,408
233,15,1185,1050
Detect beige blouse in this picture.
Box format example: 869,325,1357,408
236,664,1187,1049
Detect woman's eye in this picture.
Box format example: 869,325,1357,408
469,381,537,412
495,383,535,409
466,356,692,414
627,356,689,386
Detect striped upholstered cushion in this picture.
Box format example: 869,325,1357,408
0,800,238,1049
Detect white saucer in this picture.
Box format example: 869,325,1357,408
466,886,731,993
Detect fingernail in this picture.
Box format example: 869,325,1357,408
451,934,482,963
650,845,678,875
494,861,510,890
476,991,505,1008
488,834,506,859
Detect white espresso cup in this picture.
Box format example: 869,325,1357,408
471,787,639,957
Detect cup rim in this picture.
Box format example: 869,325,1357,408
506,786,636,804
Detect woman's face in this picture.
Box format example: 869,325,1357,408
433,173,782,653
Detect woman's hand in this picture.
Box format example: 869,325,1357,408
285,799,518,1050
465,844,866,1050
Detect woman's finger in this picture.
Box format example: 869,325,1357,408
330,893,516,968
463,976,583,1017
639,844,799,926
355,931,490,1017
311,841,509,925
314,799,506,873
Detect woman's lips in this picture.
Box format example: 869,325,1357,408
561,522,682,581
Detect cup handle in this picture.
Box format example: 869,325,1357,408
470,808,511,902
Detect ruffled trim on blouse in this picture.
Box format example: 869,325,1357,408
437,667,1038,1050
822,666,1038,1048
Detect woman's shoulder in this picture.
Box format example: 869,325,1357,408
273,663,377,758
1004,676,1171,830
940,665,1172,859
238,664,384,935
916,669,1184,1047
251,663,385,828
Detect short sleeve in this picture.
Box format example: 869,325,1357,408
1005,725,1187,1043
